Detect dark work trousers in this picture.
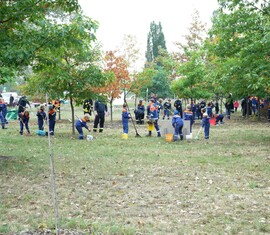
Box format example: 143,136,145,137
204,123,210,139
94,112,105,132
174,124,183,141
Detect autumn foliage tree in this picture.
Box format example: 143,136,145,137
92,51,131,122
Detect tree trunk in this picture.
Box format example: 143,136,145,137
110,100,113,123
220,98,223,114
70,97,75,135
58,97,61,120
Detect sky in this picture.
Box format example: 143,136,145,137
78,0,219,68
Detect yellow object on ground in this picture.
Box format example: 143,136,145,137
122,133,128,139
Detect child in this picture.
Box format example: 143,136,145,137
183,104,194,134
215,113,224,126
48,105,56,135
122,104,130,135
18,110,30,135
202,113,210,139
147,99,161,137
36,105,46,130
0,98,7,129
75,114,91,140
172,110,183,141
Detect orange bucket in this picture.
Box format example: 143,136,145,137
165,134,174,142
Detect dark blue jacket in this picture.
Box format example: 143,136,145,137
172,115,183,127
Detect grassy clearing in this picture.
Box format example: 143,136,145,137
0,105,270,234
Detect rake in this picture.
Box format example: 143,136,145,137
194,126,203,140
124,99,141,137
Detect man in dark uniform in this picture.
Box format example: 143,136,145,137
93,99,107,133
83,98,93,115
174,98,183,118
17,96,31,114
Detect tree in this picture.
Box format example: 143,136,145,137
145,21,167,64
208,0,270,98
92,51,131,122
0,0,80,85
172,10,209,101
117,34,142,74
25,13,105,135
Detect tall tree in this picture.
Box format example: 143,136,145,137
92,51,131,122
208,0,270,98
172,10,209,100
25,14,105,135
145,21,167,63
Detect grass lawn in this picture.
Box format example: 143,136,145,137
0,104,270,234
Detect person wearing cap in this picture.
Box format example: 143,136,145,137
75,114,91,140
202,113,210,139
172,110,183,141
183,104,194,134
147,98,161,137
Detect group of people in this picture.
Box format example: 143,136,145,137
76,98,108,139
131,95,226,141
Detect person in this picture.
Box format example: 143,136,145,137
75,114,91,140
162,99,172,120
202,113,210,139
251,96,258,115
206,102,213,118
214,101,219,114
48,105,56,135
36,104,46,131
0,97,7,124
195,102,201,119
156,98,163,119
174,98,183,118
183,104,194,134
83,98,93,116
215,113,225,126
122,104,131,134
199,100,206,119
0,98,7,129
93,99,108,133
135,100,145,124
17,95,31,114
52,99,60,113
191,100,196,120
9,94,14,107
234,100,239,112
225,93,233,119
147,98,161,137
241,96,252,117
18,110,30,135
172,110,183,141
